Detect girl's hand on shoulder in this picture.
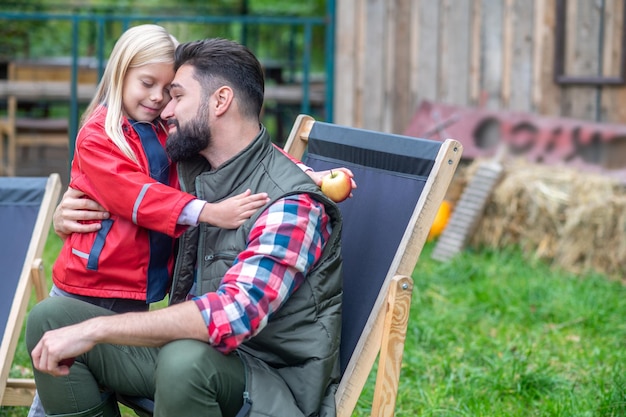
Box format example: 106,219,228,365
199,189,269,228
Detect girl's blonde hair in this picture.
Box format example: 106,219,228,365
82,24,178,163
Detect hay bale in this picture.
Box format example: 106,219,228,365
465,159,626,280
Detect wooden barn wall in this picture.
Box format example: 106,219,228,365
333,0,626,134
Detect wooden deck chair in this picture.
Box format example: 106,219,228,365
0,173,62,407
283,115,462,416
120,115,462,417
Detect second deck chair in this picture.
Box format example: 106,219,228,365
0,174,61,407
120,115,462,417
284,115,462,416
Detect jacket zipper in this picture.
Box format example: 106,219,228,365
204,252,235,263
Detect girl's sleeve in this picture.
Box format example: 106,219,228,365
71,132,195,237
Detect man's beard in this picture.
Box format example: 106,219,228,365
165,117,212,163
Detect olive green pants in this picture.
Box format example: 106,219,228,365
25,297,245,417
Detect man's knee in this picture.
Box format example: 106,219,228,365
25,297,66,353
155,340,243,393
155,340,244,415
154,340,212,409
156,340,219,383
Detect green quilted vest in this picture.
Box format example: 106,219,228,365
170,127,343,417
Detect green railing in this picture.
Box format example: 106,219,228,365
0,3,335,154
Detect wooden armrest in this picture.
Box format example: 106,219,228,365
3,378,37,406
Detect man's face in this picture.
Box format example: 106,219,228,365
162,65,212,162
165,113,212,162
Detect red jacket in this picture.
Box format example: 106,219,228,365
53,107,195,302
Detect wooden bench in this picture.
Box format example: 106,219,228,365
8,58,100,84
0,78,95,174
0,60,99,176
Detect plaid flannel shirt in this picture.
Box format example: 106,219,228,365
193,193,332,353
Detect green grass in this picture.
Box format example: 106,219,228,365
356,244,626,416
2,232,625,416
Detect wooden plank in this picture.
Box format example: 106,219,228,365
350,0,367,127
602,0,621,78
3,378,36,406
391,0,414,133
502,0,513,107
370,275,413,417
481,0,505,110
509,0,534,111
263,84,326,105
469,0,482,106
564,0,578,76
282,114,314,161
563,0,600,120
439,0,472,105
601,0,626,123
416,1,440,102
409,1,420,124
383,0,395,133
334,0,358,126
354,0,367,128
9,59,100,84
535,0,561,116
532,0,545,111
0,80,96,101
361,0,387,131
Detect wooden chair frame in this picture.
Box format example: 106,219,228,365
0,173,61,406
284,115,462,417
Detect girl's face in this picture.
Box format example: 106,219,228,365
122,62,175,122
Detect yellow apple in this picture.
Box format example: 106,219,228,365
427,200,452,241
321,170,351,203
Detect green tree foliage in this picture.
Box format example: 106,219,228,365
0,0,327,61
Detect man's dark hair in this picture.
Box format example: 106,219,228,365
174,38,265,119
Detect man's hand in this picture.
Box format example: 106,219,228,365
31,301,209,377
30,322,96,377
53,187,110,240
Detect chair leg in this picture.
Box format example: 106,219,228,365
370,275,413,417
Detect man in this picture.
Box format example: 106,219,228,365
27,38,343,417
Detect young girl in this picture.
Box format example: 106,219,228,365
51,24,271,313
